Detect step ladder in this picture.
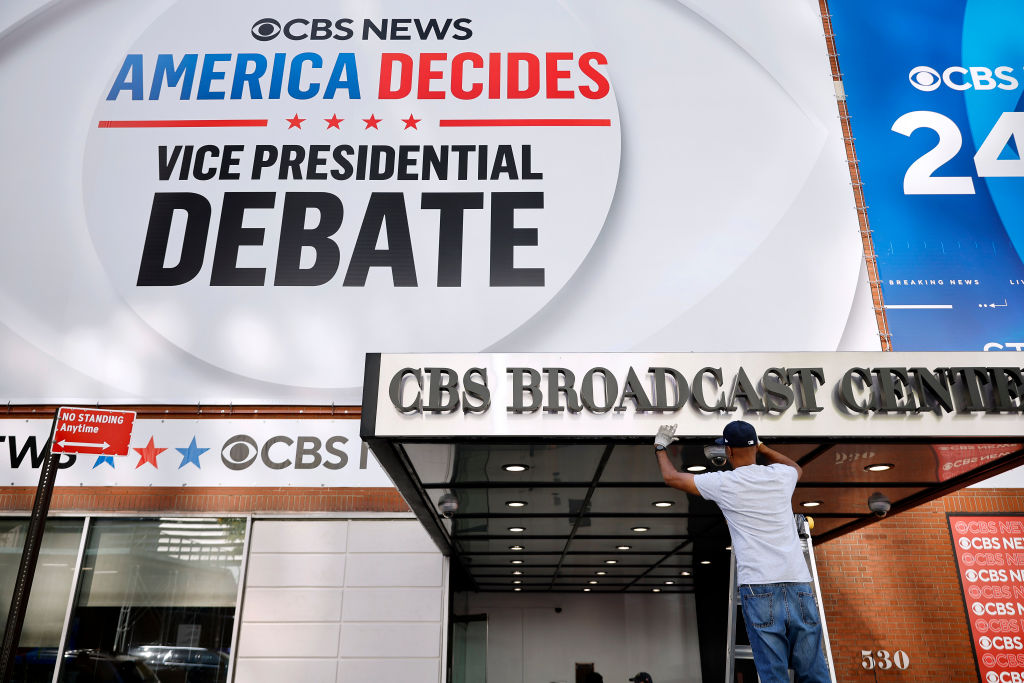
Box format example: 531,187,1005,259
723,514,837,683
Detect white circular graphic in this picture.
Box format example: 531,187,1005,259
979,636,992,650
973,602,986,616
909,66,941,91
967,569,979,582
83,0,620,388
987,671,999,683
960,537,973,549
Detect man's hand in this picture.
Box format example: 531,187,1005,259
654,424,678,450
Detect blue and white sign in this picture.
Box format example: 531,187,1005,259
831,0,1024,351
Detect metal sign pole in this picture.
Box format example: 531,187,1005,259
0,413,60,682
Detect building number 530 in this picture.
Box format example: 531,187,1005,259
861,649,911,671
892,111,1024,194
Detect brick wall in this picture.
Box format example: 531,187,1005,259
0,486,410,514
816,488,1024,681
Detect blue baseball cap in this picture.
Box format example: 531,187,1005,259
715,420,757,447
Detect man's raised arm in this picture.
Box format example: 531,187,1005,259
757,442,802,479
654,424,701,496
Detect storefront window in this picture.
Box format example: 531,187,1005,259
57,518,245,683
0,518,85,683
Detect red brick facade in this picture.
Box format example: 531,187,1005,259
0,486,409,514
817,488,1024,681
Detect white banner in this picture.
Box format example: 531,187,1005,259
369,352,1024,438
0,1,872,405
0,418,392,487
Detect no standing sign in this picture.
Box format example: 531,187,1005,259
51,407,137,457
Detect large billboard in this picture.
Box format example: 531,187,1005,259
0,1,873,404
830,0,1024,351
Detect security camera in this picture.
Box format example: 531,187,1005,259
704,444,727,468
438,493,459,519
867,492,891,518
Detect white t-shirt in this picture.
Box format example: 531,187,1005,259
694,463,811,585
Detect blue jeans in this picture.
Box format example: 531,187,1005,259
739,582,831,683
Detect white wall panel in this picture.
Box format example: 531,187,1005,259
233,658,338,683
347,520,437,553
235,519,446,683
340,622,441,658
249,520,349,554
237,623,341,658
341,588,443,622
244,553,346,588
338,658,441,680
240,588,343,622
345,553,444,587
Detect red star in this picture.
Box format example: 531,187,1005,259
363,114,382,129
401,114,421,130
134,437,166,469
325,114,343,129
286,114,305,129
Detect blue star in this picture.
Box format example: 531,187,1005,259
176,437,208,469
92,455,115,469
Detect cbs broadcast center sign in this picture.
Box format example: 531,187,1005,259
363,352,1024,439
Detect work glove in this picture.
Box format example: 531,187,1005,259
654,424,678,450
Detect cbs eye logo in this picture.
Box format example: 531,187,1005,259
251,18,282,41
221,435,259,470
909,66,941,91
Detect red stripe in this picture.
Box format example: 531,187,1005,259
439,118,611,127
98,119,269,128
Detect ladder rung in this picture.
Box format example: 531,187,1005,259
732,645,754,660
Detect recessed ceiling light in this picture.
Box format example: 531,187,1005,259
652,588,661,593
653,501,674,508
513,580,522,584
583,588,591,592
605,560,617,564
632,526,649,533
509,545,524,551
686,465,707,473
512,560,523,564
508,526,525,533
513,570,522,576
617,545,631,550
506,500,527,507
589,580,598,585
681,571,691,576
503,464,528,472
665,581,675,585
864,463,894,472
725,546,732,551
801,500,823,508
596,571,607,576
514,587,522,592
700,560,711,565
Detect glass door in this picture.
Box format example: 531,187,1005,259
451,614,486,683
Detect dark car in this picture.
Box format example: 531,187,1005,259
62,650,160,683
127,646,228,683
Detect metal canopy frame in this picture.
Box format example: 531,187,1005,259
366,432,1024,595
